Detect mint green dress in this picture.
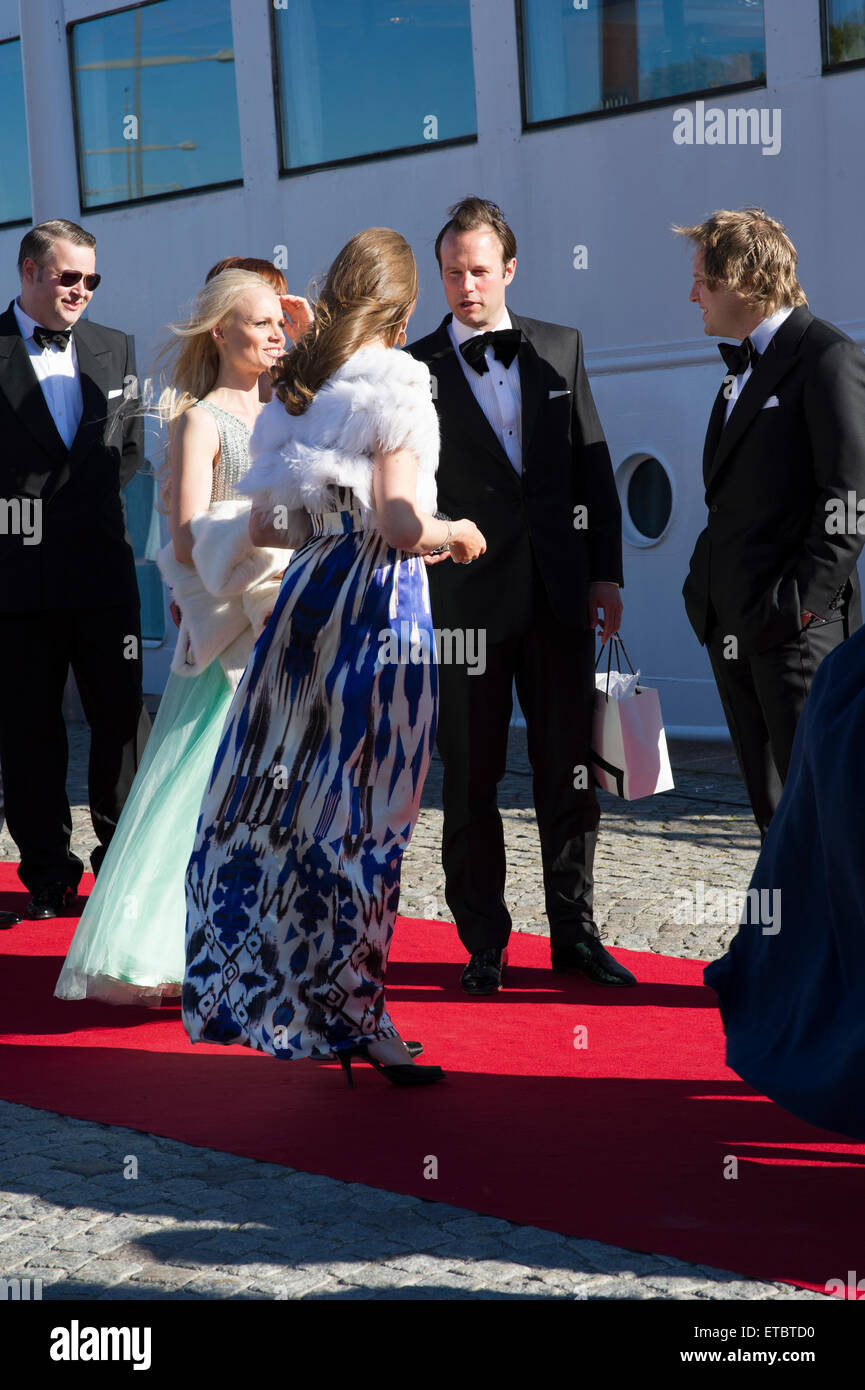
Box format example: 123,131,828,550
55,402,252,1005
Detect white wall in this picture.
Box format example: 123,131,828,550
2,0,864,724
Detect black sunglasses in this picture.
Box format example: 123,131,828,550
41,266,101,292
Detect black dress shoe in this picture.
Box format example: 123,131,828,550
551,932,637,987
461,947,508,995
0,910,22,929
23,884,79,920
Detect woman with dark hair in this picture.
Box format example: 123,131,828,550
182,228,486,1086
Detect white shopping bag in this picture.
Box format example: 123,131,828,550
590,638,675,800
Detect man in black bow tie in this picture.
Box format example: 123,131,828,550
678,208,865,838
408,196,634,994
0,219,149,925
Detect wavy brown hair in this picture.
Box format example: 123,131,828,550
673,208,807,314
273,228,417,415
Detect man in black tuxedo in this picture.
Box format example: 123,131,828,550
0,219,149,925
679,208,865,837
408,197,635,993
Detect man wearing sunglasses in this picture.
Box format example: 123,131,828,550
0,218,149,926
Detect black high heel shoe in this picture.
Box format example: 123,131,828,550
337,1043,444,1088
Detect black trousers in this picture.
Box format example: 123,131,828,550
707,614,846,838
435,566,599,956
0,605,151,892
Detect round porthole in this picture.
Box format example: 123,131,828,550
616,453,674,547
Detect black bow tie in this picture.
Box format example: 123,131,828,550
459,327,521,375
33,325,72,351
718,336,760,377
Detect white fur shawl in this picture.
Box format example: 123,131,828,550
240,344,439,542
156,500,286,686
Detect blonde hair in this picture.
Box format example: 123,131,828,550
274,228,417,416
673,208,807,315
154,269,281,508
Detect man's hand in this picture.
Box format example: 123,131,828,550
589,582,623,644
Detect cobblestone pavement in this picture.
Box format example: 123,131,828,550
0,717,827,1301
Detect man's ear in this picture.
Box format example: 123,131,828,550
504,257,517,287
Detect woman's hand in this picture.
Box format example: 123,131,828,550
169,600,182,628
280,294,314,344
424,518,486,567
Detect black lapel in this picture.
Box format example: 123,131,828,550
705,307,812,491
702,384,727,486
424,316,520,487
509,311,544,458
42,322,114,501
0,303,68,479
69,322,112,459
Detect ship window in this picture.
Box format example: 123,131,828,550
273,0,477,174
70,0,242,212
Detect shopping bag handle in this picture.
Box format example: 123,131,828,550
594,634,636,702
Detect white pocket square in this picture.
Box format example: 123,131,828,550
761,395,780,409
548,389,570,399
107,388,124,399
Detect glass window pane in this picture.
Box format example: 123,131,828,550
70,0,242,210
825,1,865,66
627,456,672,540
273,0,477,171
521,0,766,125
0,39,31,225
123,466,166,643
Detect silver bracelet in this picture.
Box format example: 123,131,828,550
427,519,453,556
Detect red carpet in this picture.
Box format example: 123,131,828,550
1,862,862,1294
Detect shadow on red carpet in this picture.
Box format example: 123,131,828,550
1,866,862,1294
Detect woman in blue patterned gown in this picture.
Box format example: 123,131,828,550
183,229,486,1086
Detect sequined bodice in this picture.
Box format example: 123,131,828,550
196,400,252,504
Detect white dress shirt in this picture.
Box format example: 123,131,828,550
723,305,793,423
13,298,83,449
448,309,523,474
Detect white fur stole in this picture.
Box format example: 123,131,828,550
240,344,439,528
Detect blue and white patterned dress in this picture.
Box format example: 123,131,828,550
183,345,439,1059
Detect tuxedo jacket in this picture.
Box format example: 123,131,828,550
0,301,144,612
684,306,865,657
407,312,622,643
